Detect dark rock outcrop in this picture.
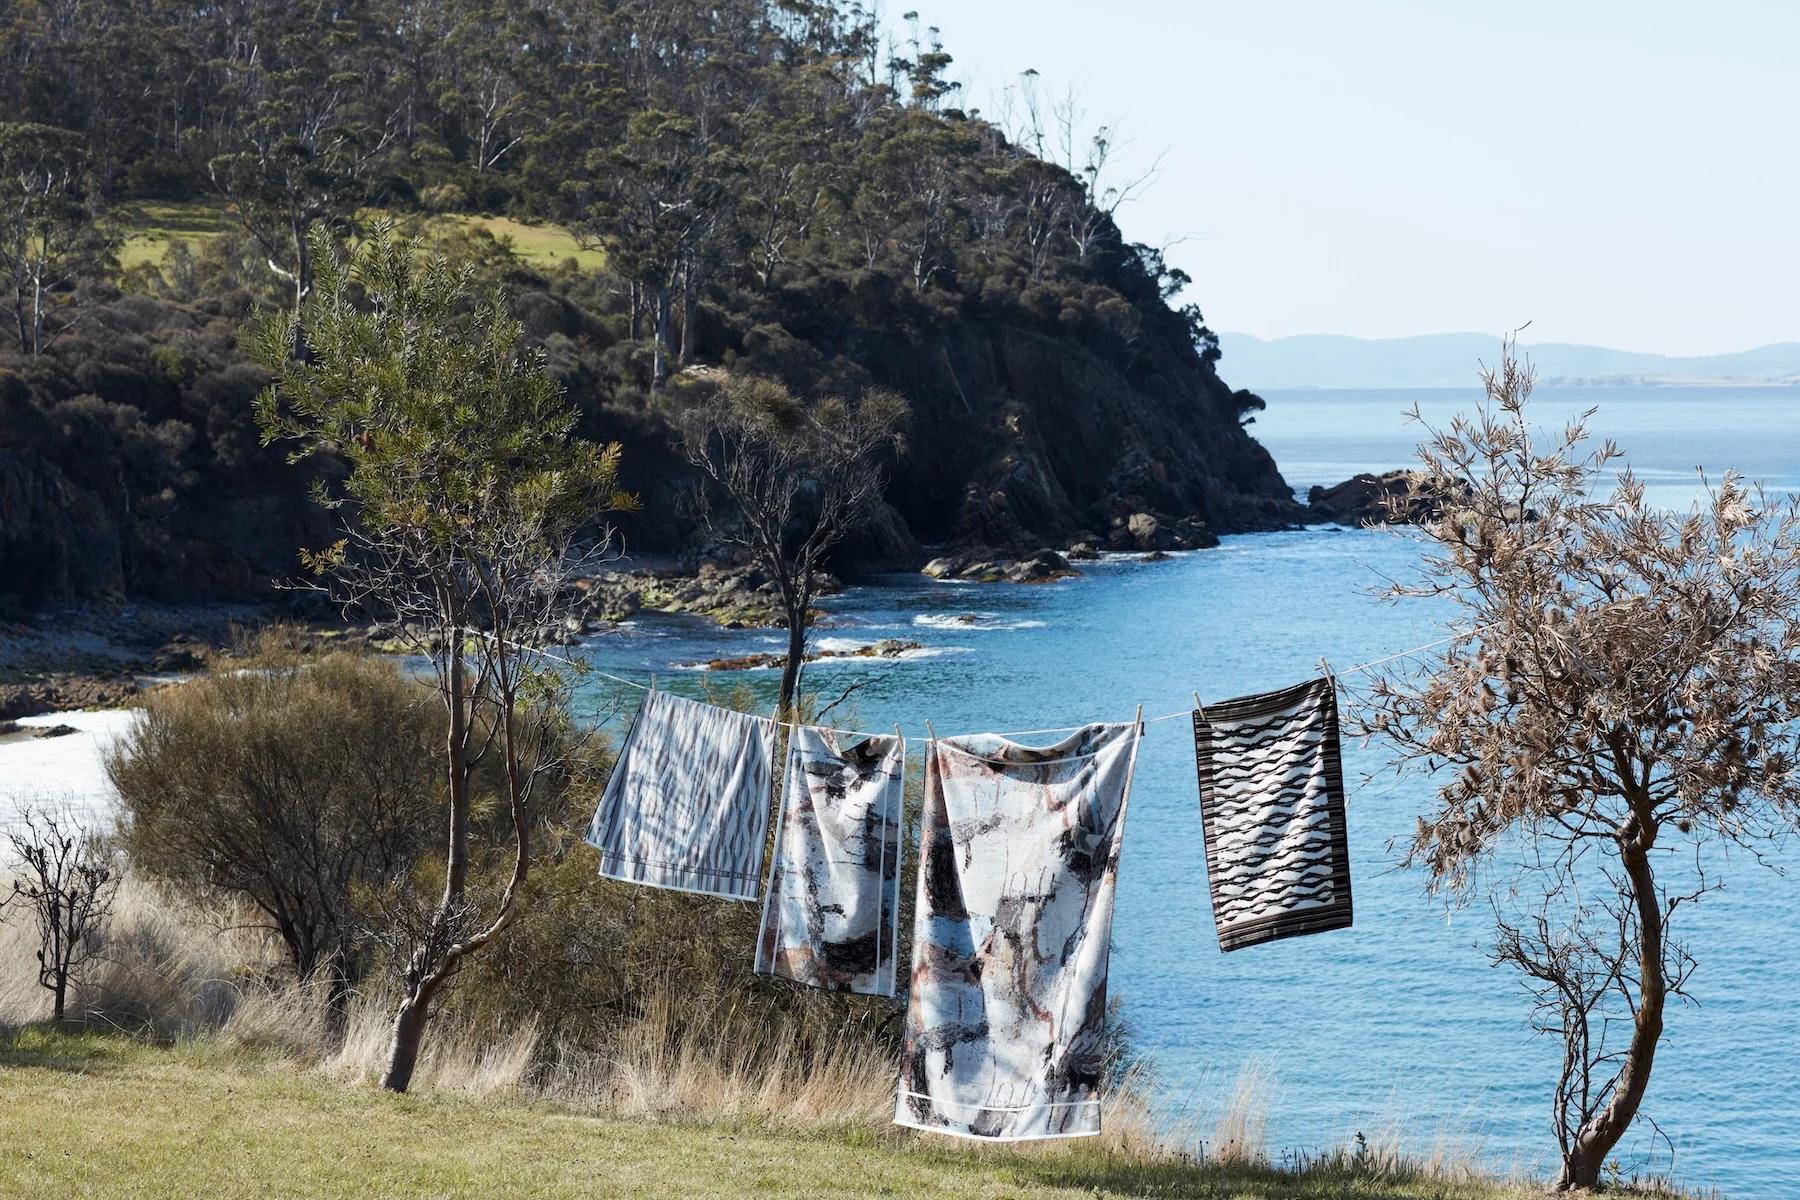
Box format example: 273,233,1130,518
1308,470,1467,526
572,562,843,629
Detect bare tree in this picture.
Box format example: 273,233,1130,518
1360,340,1800,1188
1003,77,1162,267
248,224,633,1091
677,374,908,713
3,807,120,1023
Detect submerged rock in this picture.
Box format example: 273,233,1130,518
919,547,1078,585
686,638,924,672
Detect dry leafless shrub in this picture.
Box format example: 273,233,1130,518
2,806,120,1022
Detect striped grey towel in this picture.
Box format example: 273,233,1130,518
755,725,905,996
585,689,775,901
1192,677,1352,951
897,722,1142,1141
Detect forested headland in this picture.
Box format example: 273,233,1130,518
0,0,1297,617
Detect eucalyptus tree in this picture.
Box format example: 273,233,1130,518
1363,344,1800,1188
248,223,633,1092
206,4,400,312
0,122,116,354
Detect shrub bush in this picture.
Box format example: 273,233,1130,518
106,632,441,1002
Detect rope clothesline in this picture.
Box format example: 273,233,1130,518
474,626,1473,743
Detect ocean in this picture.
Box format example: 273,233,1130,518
566,385,1800,1198
7,385,1796,1195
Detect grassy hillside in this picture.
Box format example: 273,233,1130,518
116,201,606,272
0,1027,1553,1200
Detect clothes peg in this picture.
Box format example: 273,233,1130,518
1133,703,1144,735
1192,691,1208,721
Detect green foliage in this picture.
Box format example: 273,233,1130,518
246,223,631,561
1,1,1281,613
106,633,442,990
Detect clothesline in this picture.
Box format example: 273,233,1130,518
472,626,1473,743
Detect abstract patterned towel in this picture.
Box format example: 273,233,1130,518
755,726,905,996
585,689,775,901
896,722,1141,1142
1192,677,1353,951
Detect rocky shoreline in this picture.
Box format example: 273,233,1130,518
0,602,268,721
0,478,1425,720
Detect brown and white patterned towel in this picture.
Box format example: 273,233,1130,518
1192,677,1352,951
585,689,775,901
896,721,1141,1141
756,725,905,996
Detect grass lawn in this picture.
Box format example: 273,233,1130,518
116,200,238,269
114,200,604,273
0,1028,1554,1200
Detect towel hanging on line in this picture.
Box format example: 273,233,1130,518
585,688,777,901
1192,676,1353,951
896,714,1142,1142
756,724,906,996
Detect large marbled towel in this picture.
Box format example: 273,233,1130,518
1192,676,1352,951
896,722,1141,1141
755,726,905,996
585,689,775,901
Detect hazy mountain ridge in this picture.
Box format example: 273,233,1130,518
1219,332,1800,389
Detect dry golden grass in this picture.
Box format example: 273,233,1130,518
0,875,1714,1198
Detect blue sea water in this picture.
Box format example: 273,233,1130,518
569,386,1800,1198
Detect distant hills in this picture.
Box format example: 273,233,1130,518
1218,332,1800,390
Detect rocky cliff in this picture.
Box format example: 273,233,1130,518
0,281,1298,617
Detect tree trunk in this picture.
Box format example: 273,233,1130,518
778,616,805,716
443,634,471,899
651,282,672,388
777,581,810,716
679,270,698,365
52,973,67,1023
291,215,311,314
1558,821,1666,1190
380,625,470,1092
11,277,27,355
380,983,435,1093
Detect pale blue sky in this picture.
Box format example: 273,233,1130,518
885,1,1799,355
